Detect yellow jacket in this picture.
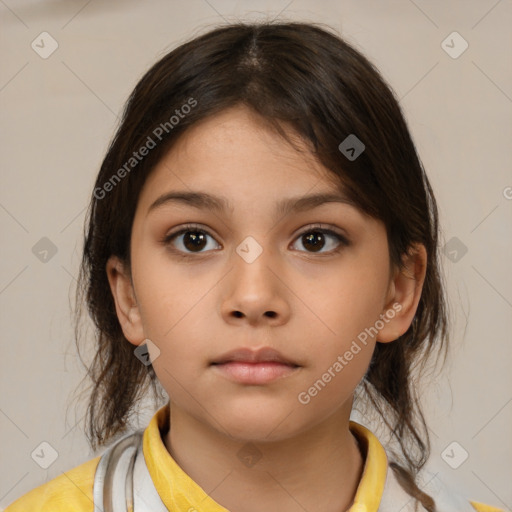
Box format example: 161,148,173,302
4,403,505,512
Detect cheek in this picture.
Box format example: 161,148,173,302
309,258,390,340
132,244,207,337
297,255,389,391
131,251,218,382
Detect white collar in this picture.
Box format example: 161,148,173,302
93,429,475,512
379,462,476,512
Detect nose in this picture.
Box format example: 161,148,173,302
220,243,291,327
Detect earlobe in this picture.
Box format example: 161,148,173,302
105,255,145,346
377,243,427,343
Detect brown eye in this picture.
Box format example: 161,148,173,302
163,224,348,257
301,232,326,252
292,228,349,254
182,231,208,251
164,226,220,254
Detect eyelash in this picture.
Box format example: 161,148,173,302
161,223,350,259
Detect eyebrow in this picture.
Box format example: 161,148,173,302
147,190,357,219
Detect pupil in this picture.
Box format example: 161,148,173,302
184,231,206,251
303,232,324,252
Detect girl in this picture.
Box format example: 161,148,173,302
5,21,503,512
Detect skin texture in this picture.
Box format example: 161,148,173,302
107,105,427,512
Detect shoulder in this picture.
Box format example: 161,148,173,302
382,463,506,512
421,472,506,512
469,502,507,512
349,422,504,512
4,455,101,512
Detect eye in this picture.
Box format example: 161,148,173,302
163,224,220,254
291,226,349,254
162,223,349,257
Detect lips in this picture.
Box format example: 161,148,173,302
210,347,299,367
210,347,301,385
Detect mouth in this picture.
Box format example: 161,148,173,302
211,346,299,366
210,347,301,385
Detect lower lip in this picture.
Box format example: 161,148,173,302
211,361,299,384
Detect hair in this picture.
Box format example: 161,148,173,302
73,20,448,511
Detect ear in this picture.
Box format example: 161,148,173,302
377,243,427,343
106,255,145,346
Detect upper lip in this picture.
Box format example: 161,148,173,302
211,347,299,366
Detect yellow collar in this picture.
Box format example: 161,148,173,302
143,402,388,511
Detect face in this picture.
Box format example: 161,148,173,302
108,105,420,442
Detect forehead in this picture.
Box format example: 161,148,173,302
137,105,342,209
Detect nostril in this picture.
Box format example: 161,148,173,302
232,311,276,319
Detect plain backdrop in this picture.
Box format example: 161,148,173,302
1,0,511,509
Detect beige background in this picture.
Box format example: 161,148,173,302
1,0,511,509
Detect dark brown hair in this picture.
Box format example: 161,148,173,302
73,20,448,511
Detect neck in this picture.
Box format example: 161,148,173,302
164,403,364,512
